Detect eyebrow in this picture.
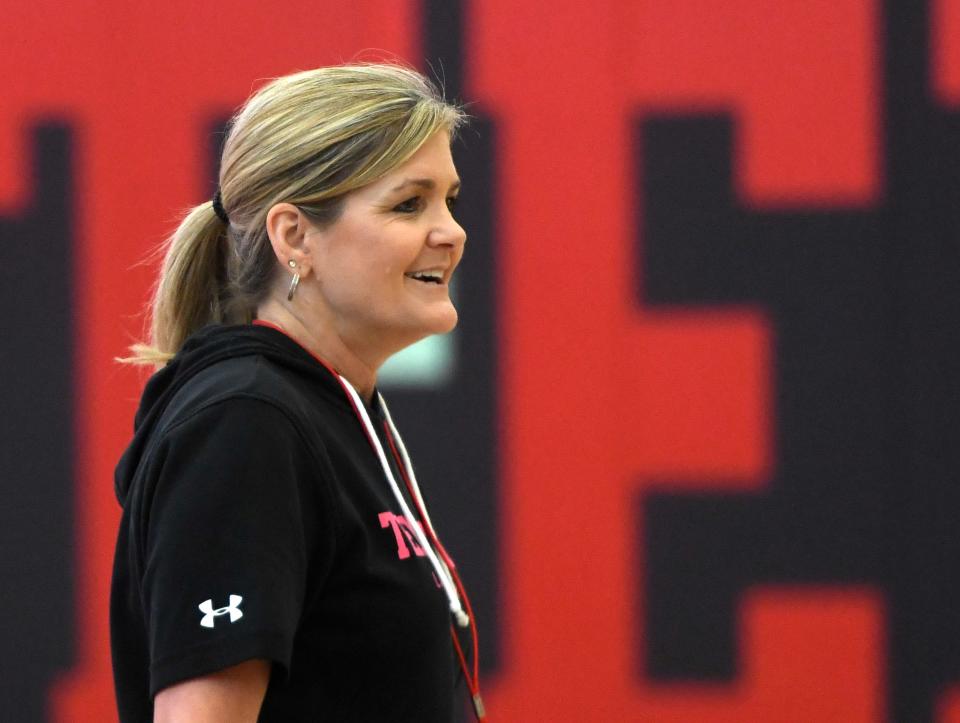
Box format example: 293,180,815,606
390,177,462,193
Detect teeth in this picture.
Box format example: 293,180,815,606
406,270,444,282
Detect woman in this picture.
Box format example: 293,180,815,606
110,63,484,722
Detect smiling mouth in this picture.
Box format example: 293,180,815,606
404,271,445,285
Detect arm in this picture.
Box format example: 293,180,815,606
140,399,327,701
154,658,271,723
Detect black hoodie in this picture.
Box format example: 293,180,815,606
111,324,456,722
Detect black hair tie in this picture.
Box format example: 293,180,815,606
212,190,230,224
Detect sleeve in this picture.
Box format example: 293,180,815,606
138,397,332,697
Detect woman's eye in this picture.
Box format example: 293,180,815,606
393,195,459,214
394,197,422,213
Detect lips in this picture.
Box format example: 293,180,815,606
404,269,445,284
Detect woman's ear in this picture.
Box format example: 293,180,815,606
265,203,312,279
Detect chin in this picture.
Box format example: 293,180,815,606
405,308,458,343
388,302,459,347
432,306,459,334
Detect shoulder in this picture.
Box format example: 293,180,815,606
135,378,343,563
163,354,307,427
143,356,339,504
153,363,336,492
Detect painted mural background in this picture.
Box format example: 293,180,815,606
1,1,959,720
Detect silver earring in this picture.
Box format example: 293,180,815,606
288,259,297,268
287,272,300,301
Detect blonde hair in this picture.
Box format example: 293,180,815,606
126,62,466,366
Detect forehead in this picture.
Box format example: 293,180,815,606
370,132,459,191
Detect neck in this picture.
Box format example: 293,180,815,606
255,298,381,404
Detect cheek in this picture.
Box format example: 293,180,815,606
361,260,406,302
380,263,401,279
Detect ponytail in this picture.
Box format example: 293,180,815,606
123,202,229,367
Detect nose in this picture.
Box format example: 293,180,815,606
427,209,467,249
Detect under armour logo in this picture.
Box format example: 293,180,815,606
198,595,244,628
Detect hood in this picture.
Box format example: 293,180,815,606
114,323,335,504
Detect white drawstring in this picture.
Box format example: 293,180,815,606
337,375,469,628
377,394,438,540
378,393,470,628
